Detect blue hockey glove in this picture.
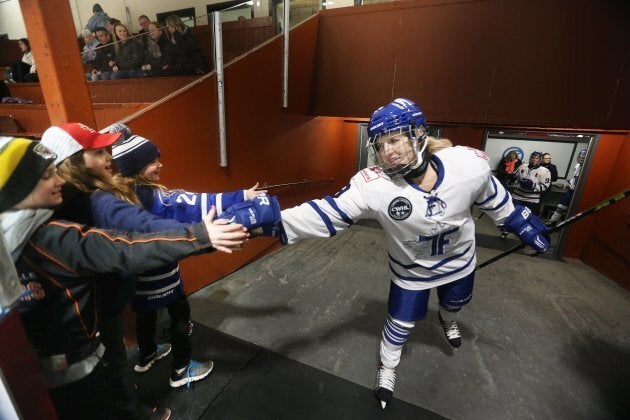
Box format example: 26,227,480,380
218,194,287,244
503,205,550,252
519,179,534,190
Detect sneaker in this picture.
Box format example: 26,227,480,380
438,312,461,348
134,343,172,373
169,359,213,388
374,365,396,409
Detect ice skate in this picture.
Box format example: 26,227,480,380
439,312,462,348
374,365,396,409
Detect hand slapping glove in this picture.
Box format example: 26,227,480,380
218,194,287,244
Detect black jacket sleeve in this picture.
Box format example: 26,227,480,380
27,219,212,275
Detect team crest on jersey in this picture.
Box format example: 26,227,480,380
424,193,447,218
388,197,412,220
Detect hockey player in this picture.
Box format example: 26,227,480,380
511,151,551,216
548,149,586,226
278,98,549,409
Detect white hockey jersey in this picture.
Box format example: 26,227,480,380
281,146,515,291
512,163,551,203
568,163,582,190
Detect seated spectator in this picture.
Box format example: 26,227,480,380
138,15,150,34
107,17,121,34
89,27,115,81
80,29,99,66
111,23,144,80
137,14,150,47
85,3,110,33
140,22,175,77
164,15,210,75
10,38,38,83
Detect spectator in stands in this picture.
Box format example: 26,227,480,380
10,38,38,83
140,22,174,77
89,27,115,81
137,14,151,47
80,29,99,66
111,23,144,80
138,15,150,35
164,15,210,75
107,17,121,34
85,3,110,33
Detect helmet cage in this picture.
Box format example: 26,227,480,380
367,126,428,177
366,98,429,178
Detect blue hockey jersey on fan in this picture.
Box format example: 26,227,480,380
281,146,515,291
132,186,248,310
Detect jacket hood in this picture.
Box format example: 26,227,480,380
1,209,53,262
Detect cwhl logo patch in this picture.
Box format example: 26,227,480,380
388,197,412,220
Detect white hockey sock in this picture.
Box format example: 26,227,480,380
380,316,415,369
550,204,568,222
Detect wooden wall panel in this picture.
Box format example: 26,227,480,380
574,133,630,288
6,77,199,104
0,39,21,66
0,103,148,136
0,104,49,136
314,0,630,129
192,16,276,64
124,29,356,294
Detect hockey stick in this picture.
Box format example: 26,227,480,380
256,178,333,190
476,188,630,270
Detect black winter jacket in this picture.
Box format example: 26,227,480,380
16,219,211,362
93,41,115,72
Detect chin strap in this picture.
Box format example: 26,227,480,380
403,132,429,179
403,159,429,179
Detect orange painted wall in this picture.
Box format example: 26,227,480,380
565,133,630,287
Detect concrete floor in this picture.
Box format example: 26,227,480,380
189,222,630,420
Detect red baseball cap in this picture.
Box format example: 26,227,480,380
40,122,122,165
